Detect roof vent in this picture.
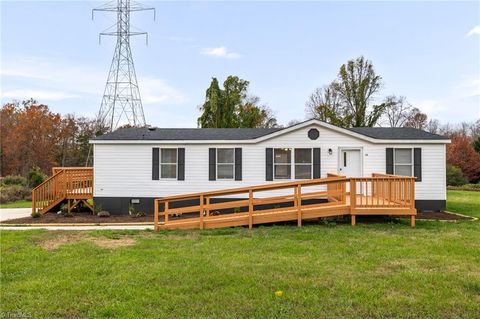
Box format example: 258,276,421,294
147,127,157,131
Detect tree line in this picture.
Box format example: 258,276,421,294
0,99,108,177
1,56,479,185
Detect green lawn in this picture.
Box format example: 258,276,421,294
1,191,479,318
0,200,31,209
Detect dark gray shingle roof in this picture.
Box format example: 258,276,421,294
92,127,283,141
92,124,449,141
347,127,449,140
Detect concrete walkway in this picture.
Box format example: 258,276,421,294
0,208,31,222
0,225,154,231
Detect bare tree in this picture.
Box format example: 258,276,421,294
305,84,346,126
404,108,428,130
382,95,412,127
426,119,440,134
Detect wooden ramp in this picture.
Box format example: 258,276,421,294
154,173,416,230
32,167,93,214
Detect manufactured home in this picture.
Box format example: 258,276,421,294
87,119,450,216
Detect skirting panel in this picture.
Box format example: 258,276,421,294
415,200,446,212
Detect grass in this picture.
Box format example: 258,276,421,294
0,200,31,209
1,191,479,318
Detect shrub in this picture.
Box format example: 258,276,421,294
233,207,241,214
131,211,146,218
447,183,480,192
97,211,110,217
128,203,136,216
60,203,68,213
1,175,27,187
0,185,31,203
446,165,468,186
31,211,41,218
0,193,8,204
27,167,46,188
94,203,103,214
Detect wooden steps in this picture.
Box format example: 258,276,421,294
32,167,93,214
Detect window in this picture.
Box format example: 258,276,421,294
394,148,412,176
217,148,234,179
274,148,291,179
295,149,312,179
161,149,177,179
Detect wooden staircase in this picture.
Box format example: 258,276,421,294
32,167,94,214
154,173,416,230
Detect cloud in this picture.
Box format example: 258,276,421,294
200,46,241,59
466,25,480,37
140,77,187,105
2,89,79,101
1,56,187,106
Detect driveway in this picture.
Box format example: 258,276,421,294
0,208,31,222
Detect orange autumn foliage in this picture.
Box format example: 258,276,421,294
446,133,480,182
1,101,61,176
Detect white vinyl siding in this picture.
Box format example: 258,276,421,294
93,123,447,201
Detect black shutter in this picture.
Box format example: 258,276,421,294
152,148,159,180
177,148,185,181
414,148,422,182
313,148,321,179
266,148,273,181
209,148,216,181
386,148,394,174
235,148,242,181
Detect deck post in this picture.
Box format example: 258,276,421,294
165,200,169,226
350,179,356,226
351,214,356,226
32,190,35,215
296,185,302,227
154,200,159,231
410,177,416,228
248,190,253,229
199,195,204,230
205,196,210,217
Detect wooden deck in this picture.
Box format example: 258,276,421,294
32,167,93,214
154,173,416,230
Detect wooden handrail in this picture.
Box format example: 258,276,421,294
156,176,348,203
32,167,93,214
154,172,416,230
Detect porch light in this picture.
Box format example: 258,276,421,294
328,148,333,155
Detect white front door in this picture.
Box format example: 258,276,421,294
338,149,362,177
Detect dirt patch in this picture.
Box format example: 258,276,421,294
90,236,136,249
38,232,137,251
1,211,156,224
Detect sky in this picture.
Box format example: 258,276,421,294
1,0,479,128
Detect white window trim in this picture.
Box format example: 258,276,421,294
160,148,178,180
294,148,313,180
393,148,413,177
216,148,235,180
273,148,292,180
273,148,314,181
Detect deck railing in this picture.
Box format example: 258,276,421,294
154,173,416,230
32,167,93,214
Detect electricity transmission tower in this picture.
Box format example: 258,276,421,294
93,0,155,131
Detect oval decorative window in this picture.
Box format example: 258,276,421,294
308,128,319,140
